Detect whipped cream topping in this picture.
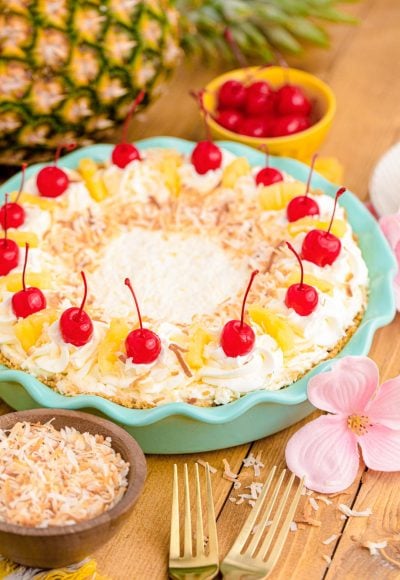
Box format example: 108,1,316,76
0,147,369,407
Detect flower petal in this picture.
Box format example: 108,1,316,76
308,356,379,415
380,212,400,250
285,415,359,493
366,376,400,430
359,424,400,471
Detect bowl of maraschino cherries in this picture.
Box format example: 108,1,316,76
202,66,336,160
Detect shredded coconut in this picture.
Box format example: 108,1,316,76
322,555,332,565
290,521,298,532
242,453,265,477
309,497,319,511
362,540,388,556
315,495,333,505
197,459,217,474
0,421,129,528
223,458,238,481
338,504,373,518
322,534,339,545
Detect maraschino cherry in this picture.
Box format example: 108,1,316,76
245,81,275,116
276,84,312,117
271,115,310,137
287,154,320,222
0,195,19,276
218,80,246,110
112,90,145,168
220,270,259,358
36,143,76,198
255,146,283,186
0,163,27,229
285,242,318,316
191,90,222,175
60,271,93,347
124,277,161,364
11,243,46,318
302,187,346,267
215,109,242,132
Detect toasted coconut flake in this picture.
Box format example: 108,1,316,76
322,534,339,545
315,495,333,505
309,497,319,511
290,521,298,532
322,555,332,565
223,458,238,480
338,504,373,518
362,540,388,556
0,421,129,528
196,459,217,474
296,517,322,527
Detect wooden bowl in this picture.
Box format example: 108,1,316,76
0,409,147,569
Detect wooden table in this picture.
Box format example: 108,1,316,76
1,0,400,578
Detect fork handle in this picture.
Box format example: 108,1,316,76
169,571,219,580
221,571,264,580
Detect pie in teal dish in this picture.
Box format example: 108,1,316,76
0,138,396,453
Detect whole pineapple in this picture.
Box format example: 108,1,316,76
0,0,354,164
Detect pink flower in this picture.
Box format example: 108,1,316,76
285,356,400,493
380,211,400,311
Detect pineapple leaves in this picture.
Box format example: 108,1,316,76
177,0,358,62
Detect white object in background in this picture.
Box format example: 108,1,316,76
369,141,400,217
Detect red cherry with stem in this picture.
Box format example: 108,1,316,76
112,91,145,168
271,115,310,137
276,84,312,116
124,278,161,364
255,145,283,186
191,90,222,174
0,194,19,276
60,271,93,347
285,242,318,316
0,163,27,229
245,81,275,116
287,153,320,222
215,109,242,132
37,143,76,198
220,270,259,358
218,80,246,110
237,117,269,138
302,187,346,267
11,243,46,318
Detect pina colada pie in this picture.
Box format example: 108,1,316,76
0,142,368,408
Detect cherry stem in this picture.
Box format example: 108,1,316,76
77,271,89,320
260,144,270,168
190,89,212,142
21,243,29,292
125,277,143,331
121,91,145,144
54,143,76,166
15,163,27,204
304,153,318,198
286,242,304,288
3,193,9,244
240,270,259,327
223,28,247,68
327,187,346,235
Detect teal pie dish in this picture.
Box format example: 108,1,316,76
0,138,396,453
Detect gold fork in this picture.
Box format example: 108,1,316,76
169,463,219,580
220,467,304,579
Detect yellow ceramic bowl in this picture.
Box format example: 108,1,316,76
203,66,336,161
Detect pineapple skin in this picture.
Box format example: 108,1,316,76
0,0,182,164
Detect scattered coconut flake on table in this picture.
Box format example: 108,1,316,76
362,540,388,556
322,555,332,565
322,534,340,545
233,481,242,490
197,459,217,473
223,458,238,481
309,497,319,511
338,504,373,518
242,452,265,477
0,421,129,528
290,521,298,532
315,495,333,505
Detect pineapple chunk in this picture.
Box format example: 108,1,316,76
98,318,130,374
284,273,333,295
248,305,302,353
78,158,108,202
259,181,306,211
6,231,39,247
187,327,213,370
221,158,251,189
10,192,54,211
14,309,58,353
157,157,181,197
287,217,346,238
0,271,52,292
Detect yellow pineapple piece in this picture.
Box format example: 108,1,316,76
14,309,58,353
6,231,39,247
284,272,333,295
221,158,251,189
78,158,108,202
0,271,52,292
287,216,346,238
248,305,302,353
157,157,181,197
10,192,55,211
259,181,305,211
187,327,213,370
98,318,130,374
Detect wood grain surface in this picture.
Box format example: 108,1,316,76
1,0,400,578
